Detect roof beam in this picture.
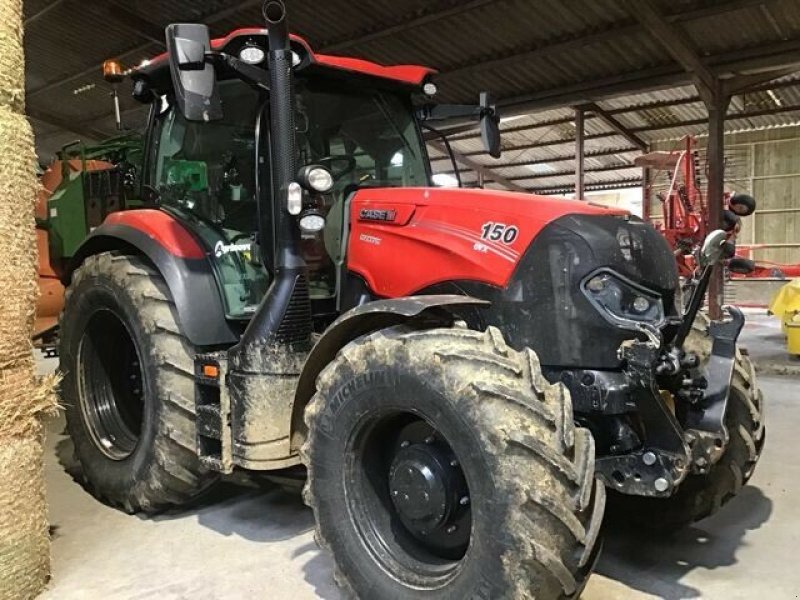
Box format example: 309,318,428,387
29,108,109,142
437,0,775,82
24,0,66,26
724,67,800,95
529,178,643,195
506,163,637,182
624,0,716,96
434,147,641,170
497,38,800,117
321,0,500,52
429,141,527,193
26,0,263,99
583,102,647,150
101,1,166,46
436,101,800,160
444,79,800,144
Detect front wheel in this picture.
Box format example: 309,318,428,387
302,326,605,599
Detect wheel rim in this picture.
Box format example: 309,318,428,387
77,308,145,460
345,411,472,588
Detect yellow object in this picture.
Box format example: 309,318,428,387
769,279,800,355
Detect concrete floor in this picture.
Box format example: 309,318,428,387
38,313,799,599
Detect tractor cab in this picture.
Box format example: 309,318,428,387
131,28,452,325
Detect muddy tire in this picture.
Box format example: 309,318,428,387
611,315,766,530
302,326,605,599
59,252,217,513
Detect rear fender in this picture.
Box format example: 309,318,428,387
290,295,489,451
67,218,239,347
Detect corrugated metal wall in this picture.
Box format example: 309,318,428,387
649,126,800,266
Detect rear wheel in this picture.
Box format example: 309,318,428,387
302,326,605,599
60,252,217,513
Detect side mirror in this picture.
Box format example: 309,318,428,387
699,229,729,268
165,24,223,122
479,92,501,159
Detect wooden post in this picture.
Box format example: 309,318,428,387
575,107,585,199
0,0,55,596
704,82,731,319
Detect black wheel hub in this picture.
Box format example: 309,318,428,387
386,421,471,556
390,444,452,530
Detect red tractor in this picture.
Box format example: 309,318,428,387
56,3,765,597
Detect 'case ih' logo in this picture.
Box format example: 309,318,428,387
359,208,397,222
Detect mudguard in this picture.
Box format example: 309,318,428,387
290,294,489,449
67,211,239,347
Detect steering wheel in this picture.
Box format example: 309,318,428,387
315,154,357,180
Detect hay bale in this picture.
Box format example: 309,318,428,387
0,0,24,112
0,1,58,592
0,108,43,439
0,433,50,600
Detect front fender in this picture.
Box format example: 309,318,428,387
68,220,239,347
290,294,489,450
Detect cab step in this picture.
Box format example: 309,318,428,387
194,352,233,473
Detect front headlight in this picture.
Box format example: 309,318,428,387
582,269,665,328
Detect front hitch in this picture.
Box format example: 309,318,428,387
595,306,745,496
595,330,691,497
683,305,745,473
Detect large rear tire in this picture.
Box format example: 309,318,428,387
59,252,217,513
302,326,605,599
610,315,765,530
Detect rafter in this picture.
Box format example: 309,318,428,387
29,108,109,142
321,0,500,52
27,0,264,99
627,0,716,95
583,102,647,150
435,101,800,160
433,147,641,170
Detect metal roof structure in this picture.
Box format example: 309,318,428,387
24,0,800,193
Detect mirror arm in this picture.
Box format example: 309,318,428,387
417,103,482,125
674,264,714,349
205,51,271,92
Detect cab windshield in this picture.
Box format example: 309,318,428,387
149,79,429,228
295,79,430,189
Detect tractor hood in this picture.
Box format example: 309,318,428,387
346,186,634,297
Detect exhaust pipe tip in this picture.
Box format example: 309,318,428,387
263,0,286,24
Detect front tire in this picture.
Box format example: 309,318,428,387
59,252,217,513
302,326,605,599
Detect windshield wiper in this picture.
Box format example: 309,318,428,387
421,123,462,187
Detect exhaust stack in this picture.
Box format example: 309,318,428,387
229,0,312,374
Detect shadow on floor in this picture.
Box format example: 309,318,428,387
597,485,773,600
57,433,315,543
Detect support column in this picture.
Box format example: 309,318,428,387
575,107,585,199
642,155,651,220
704,82,731,319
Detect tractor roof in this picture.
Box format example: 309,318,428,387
133,28,436,93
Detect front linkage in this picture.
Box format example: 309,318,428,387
594,238,746,498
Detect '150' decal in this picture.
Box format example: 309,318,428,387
480,222,519,245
